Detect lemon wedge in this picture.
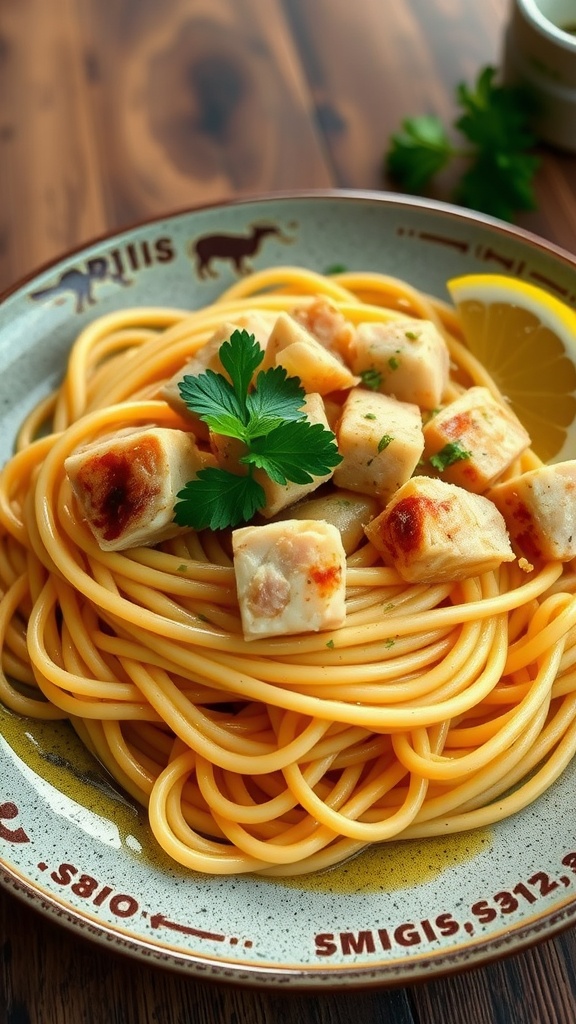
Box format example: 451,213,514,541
447,273,576,464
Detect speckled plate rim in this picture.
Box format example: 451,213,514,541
3,188,576,308
2,858,576,990
1,190,576,990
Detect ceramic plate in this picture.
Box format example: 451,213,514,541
1,192,576,989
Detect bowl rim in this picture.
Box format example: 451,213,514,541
2,188,576,307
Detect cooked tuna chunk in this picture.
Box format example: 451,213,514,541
423,386,530,493
65,427,215,551
489,461,576,562
350,318,449,409
232,519,347,639
333,388,424,504
364,475,515,583
263,312,359,394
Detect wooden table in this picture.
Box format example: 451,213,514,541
1,1,576,1022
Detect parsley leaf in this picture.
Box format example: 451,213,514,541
178,369,246,438
244,365,306,437
174,468,265,531
174,330,343,530
219,330,264,407
455,66,535,154
244,420,342,485
455,151,539,223
384,66,539,221
429,440,472,471
386,115,452,192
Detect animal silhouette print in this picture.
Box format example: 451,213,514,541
30,258,131,314
191,223,290,279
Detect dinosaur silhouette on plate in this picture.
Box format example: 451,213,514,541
30,258,131,314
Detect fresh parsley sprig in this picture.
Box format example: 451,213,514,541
385,66,540,221
174,330,343,531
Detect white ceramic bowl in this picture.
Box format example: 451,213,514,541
1,191,576,989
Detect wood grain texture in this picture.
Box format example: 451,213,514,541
412,933,576,1024
76,0,333,231
0,0,107,289
1,0,576,1022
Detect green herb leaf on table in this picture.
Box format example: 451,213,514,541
386,115,453,193
454,151,540,223
384,65,540,221
455,66,535,155
174,329,343,530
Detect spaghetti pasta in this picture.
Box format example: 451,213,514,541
1,265,576,876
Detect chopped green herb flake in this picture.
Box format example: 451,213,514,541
378,434,394,452
384,638,395,648
405,330,421,341
429,440,473,472
360,368,382,391
326,639,335,649
364,413,377,420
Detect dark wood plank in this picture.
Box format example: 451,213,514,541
520,153,576,253
0,0,334,293
280,0,508,186
0,0,107,291
412,931,576,1024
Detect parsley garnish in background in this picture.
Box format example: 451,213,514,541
174,330,342,531
429,440,472,472
385,66,539,221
